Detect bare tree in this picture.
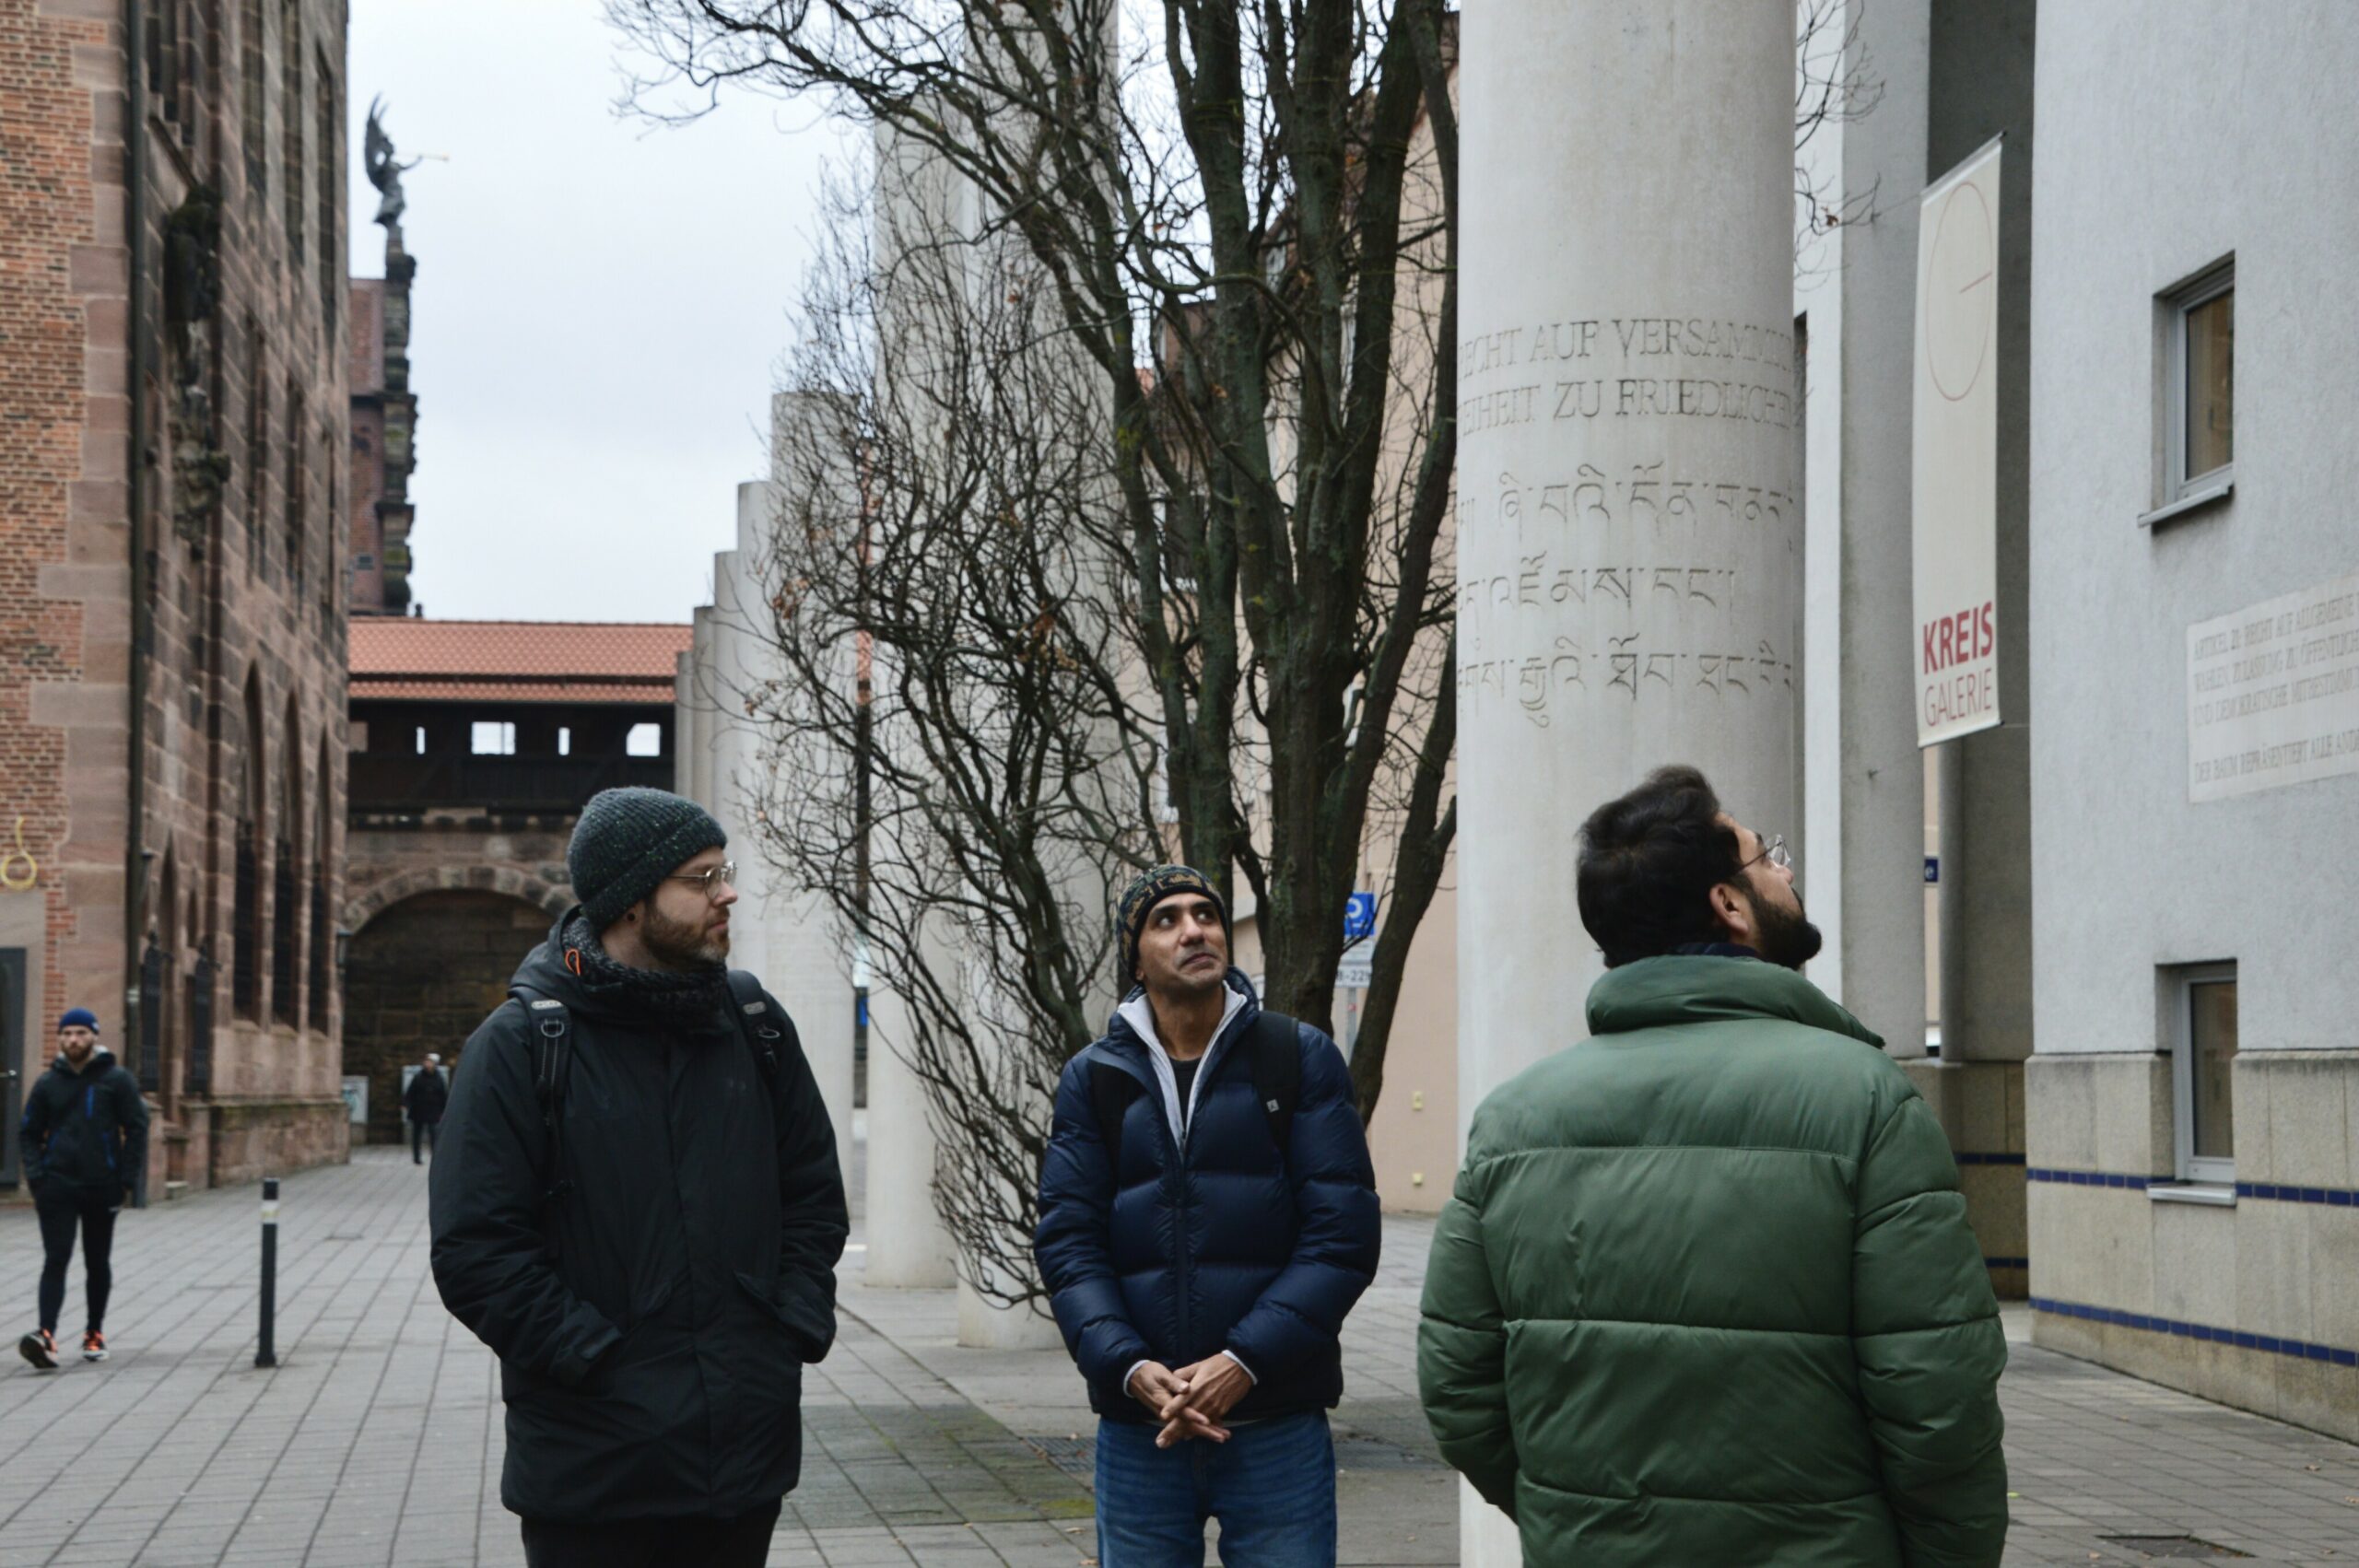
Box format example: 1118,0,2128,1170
626,1,1872,1306
745,151,1159,1299
1795,0,1887,274
614,0,1461,1102
614,0,1460,1306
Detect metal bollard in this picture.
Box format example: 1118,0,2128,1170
256,1176,279,1368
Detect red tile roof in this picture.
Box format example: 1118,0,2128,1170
348,620,690,707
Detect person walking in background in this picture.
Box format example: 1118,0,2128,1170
429,788,847,1568
1036,865,1380,1567
403,1052,448,1164
1419,765,2008,1567
18,1008,148,1371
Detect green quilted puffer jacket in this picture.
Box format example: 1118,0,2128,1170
1418,955,2007,1567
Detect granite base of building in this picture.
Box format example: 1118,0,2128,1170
1903,1058,2029,1298
200,1099,352,1189
2025,1049,2359,1442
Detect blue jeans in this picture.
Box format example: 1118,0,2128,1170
1094,1410,1337,1567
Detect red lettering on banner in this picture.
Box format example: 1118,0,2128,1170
1921,600,1998,676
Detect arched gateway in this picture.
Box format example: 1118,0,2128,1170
342,888,551,1147
340,618,690,1145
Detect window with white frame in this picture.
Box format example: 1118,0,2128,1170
470,720,516,756
2169,962,2238,1184
2165,261,2234,502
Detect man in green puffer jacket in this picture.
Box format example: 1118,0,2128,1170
1419,765,2007,1567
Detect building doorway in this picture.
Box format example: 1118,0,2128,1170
0,949,26,1188
341,890,547,1146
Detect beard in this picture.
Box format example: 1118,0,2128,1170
1749,891,1824,971
642,901,729,970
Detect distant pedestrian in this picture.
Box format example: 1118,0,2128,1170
429,788,846,1568
1418,765,2008,1566
18,1008,148,1370
403,1052,447,1164
1036,865,1380,1567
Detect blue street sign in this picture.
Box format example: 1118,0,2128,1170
1924,856,1940,884
1344,892,1378,942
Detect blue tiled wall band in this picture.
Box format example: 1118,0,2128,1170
2025,1167,2158,1189
2023,1166,2359,1205
2236,1181,2358,1207
2031,1295,2357,1369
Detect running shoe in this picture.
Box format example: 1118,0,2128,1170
18,1329,58,1371
80,1330,107,1363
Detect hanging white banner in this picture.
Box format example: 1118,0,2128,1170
1912,136,2003,746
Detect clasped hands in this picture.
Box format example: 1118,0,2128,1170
1128,1355,1251,1448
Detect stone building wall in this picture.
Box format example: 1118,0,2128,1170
0,0,352,1194
0,0,103,1159
343,821,575,933
346,218,416,618
347,280,389,615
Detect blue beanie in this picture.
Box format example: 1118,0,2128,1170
58,1007,100,1034
567,788,728,930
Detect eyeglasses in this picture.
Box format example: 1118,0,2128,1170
1742,834,1791,873
666,860,738,899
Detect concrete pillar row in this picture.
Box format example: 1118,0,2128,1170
1457,4,1802,1560
859,943,957,1289
679,492,859,1246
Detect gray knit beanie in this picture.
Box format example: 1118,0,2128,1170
568,788,728,931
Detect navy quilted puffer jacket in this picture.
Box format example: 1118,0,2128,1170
1034,971,1380,1424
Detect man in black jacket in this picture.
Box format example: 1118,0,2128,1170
402,1052,447,1164
18,1007,148,1370
429,788,847,1568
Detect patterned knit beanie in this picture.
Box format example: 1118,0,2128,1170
1115,864,1228,983
568,788,728,931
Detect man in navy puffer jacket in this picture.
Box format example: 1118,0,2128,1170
1036,865,1379,1567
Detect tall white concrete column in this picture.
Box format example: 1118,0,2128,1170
863,118,1084,1352
1458,4,1801,1559
685,605,719,810
678,482,859,1205
859,973,956,1286
1802,0,1933,1055
715,484,859,1176
673,650,701,798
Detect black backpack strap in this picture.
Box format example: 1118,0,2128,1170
509,984,575,1243
1087,1059,1141,1170
1248,1009,1302,1162
725,970,784,1094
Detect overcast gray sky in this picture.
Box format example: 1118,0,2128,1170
347,1,843,623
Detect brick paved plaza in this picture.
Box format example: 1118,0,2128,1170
1,1148,2354,1566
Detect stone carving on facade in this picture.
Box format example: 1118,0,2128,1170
163,186,230,546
